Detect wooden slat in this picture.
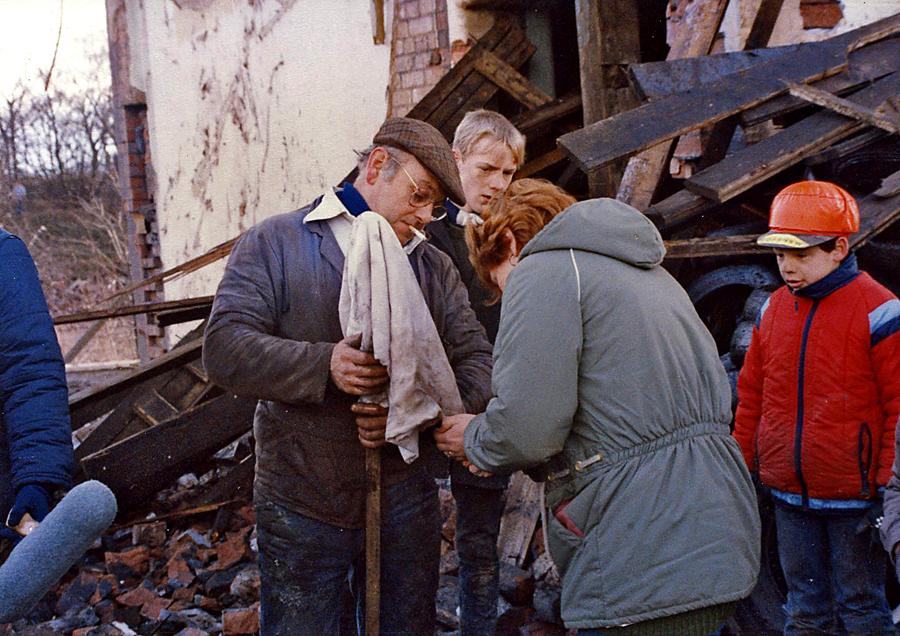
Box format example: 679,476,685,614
805,128,888,166
438,29,532,134
496,472,542,568
69,337,203,429
80,393,256,508
685,72,900,203
854,189,900,247
629,46,797,101
576,0,642,197
875,168,900,197
742,36,900,127
643,189,718,231
744,0,787,49
133,389,180,427
665,235,764,259
515,147,567,178
54,296,214,325
406,15,514,123
559,15,900,172
786,81,900,134
510,93,581,138
663,186,900,259
474,49,552,109
616,0,728,211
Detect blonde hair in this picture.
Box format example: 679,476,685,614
466,178,576,301
452,109,526,167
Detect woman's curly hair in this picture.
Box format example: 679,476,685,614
466,178,576,302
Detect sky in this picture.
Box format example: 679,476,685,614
0,0,109,99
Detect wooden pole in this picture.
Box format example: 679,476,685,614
574,0,642,197
365,446,381,635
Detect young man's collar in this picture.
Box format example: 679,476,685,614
794,252,859,299
443,198,483,227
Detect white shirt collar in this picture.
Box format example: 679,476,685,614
456,208,484,227
304,188,425,255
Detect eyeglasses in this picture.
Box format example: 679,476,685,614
388,155,447,222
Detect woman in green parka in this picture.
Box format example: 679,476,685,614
435,179,760,634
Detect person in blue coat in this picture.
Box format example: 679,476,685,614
0,228,74,556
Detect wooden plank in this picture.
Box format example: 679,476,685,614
686,72,900,202
439,31,533,134
786,81,900,134
510,92,581,137
855,189,900,247
629,46,799,101
875,168,900,197
663,186,900,259
805,128,888,166
559,15,900,172
665,235,764,259
54,296,214,325
474,49,552,109
156,303,213,327
576,0,642,197
497,472,542,568
515,147,567,178
69,337,203,429
80,393,256,508
425,19,526,131
615,0,729,211
744,0,787,49
406,15,514,123
742,37,900,127
643,188,718,230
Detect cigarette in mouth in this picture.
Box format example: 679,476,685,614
410,227,427,241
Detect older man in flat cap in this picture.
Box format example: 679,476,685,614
203,118,493,634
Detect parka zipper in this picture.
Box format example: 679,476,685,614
794,299,819,507
858,422,872,497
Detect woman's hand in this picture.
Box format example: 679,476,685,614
435,414,492,477
434,413,474,459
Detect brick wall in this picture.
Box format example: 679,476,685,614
388,0,451,116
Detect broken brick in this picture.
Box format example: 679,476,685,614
222,604,260,635
140,596,173,620
132,521,168,548
211,527,252,571
105,544,150,579
116,582,158,607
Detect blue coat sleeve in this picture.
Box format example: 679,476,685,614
0,233,74,492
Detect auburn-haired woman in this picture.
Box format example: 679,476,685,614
435,179,760,634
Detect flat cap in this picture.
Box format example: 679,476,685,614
373,117,465,205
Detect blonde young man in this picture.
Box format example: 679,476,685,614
427,109,524,635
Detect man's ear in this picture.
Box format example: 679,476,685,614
452,148,462,165
833,236,850,261
365,148,388,185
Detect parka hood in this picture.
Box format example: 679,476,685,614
520,197,665,269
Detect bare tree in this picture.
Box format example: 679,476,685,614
0,41,126,315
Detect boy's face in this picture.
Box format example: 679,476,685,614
773,238,848,291
453,137,517,214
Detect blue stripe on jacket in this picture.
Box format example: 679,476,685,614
870,298,900,348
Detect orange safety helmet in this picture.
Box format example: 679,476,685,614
757,180,859,249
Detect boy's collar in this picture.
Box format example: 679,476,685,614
793,252,859,299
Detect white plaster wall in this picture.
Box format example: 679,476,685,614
129,0,391,322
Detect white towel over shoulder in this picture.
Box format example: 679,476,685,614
339,211,464,462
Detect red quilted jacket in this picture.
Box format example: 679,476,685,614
734,256,900,502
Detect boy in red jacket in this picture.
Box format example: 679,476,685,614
733,180,899,635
